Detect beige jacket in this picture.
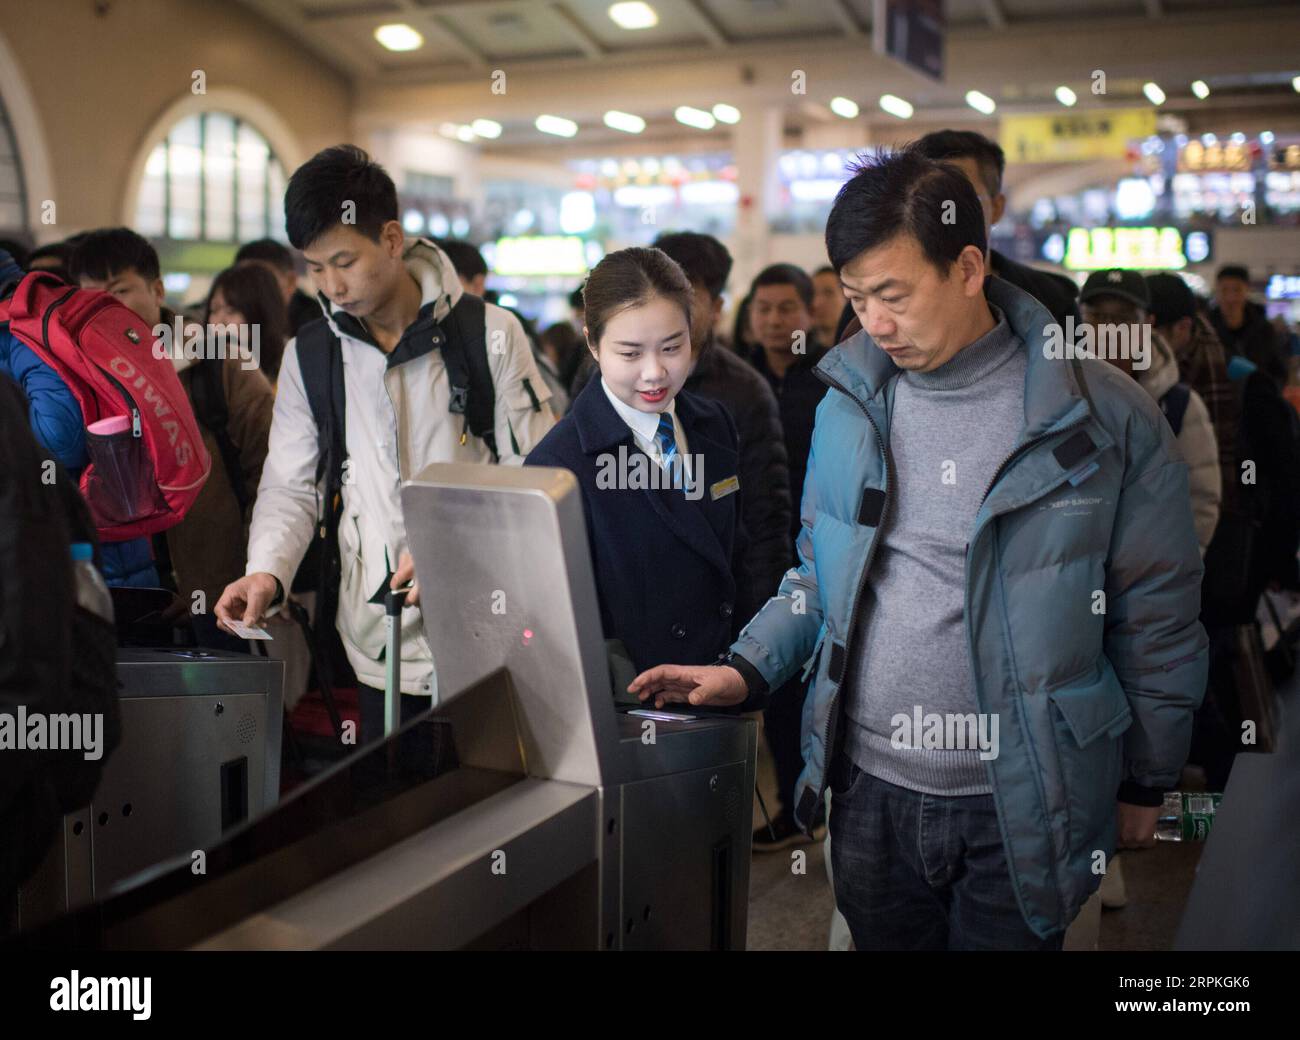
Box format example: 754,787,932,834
1138,331,1221,555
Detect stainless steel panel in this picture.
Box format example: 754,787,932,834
17,651,283,928
402,463,620,787
92,690,275,892
615,713,754,782
619,761,752,950
196,778,600,950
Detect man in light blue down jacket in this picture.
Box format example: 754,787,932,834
631,149,1208,950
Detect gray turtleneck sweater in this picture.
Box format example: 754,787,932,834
844,305,1026,795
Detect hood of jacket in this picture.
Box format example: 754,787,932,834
1136,329,1179,401
314,237,463,343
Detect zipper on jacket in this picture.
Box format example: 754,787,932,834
977,415,1087,509
811,367,893,806
960,411,1095,927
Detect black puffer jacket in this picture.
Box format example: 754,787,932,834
1211,301,1288,385
746,344,828,550
685,338,792,619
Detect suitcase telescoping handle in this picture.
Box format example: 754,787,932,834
384,588,409,737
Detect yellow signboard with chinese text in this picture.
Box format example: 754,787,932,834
1063,227,1186,271
1000,109,1157,163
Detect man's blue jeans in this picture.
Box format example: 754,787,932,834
828,754,1063,951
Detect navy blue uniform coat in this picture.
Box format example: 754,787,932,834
525,377,749,674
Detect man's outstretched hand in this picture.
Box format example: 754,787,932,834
628,664,748,709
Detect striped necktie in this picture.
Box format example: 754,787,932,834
655,412,684,488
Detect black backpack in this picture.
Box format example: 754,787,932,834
292,293,498,656
1159,382,1192,437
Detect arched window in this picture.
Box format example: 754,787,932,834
0,90,27,235
134,112,287,243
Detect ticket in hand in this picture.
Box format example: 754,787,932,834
226,619,273,640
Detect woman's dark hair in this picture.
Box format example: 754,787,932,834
205,263,290,381
825,146,986,275
581,247,692,349
540,322,583,385
284,144,397,251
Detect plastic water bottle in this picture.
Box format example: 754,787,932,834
71,542,114,624
1155,791,1222,842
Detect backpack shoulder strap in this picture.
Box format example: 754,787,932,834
188,359,249,517
296,318,346,485
440,293,498,461
293,317,347,638
1160,382,1192,438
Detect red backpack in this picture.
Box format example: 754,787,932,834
0,271,210,541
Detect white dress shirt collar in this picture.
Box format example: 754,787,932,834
601,376,676,445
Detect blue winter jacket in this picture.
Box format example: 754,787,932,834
730,278,1208,939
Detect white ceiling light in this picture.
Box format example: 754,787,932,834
1191,80,1210,100
471,118,502,139
1143,82,1166,105
712,103,741,124
560,192,597,235
374,24,423,52
604,110,646,134
879,94,913,119
608,2,658,30
965,90,996,115
1055,86,1077,107
536,114,578,138
455,125,476,142
1292,75,1300,93
675,105,716,130
829,96,859,119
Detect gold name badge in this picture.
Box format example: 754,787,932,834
710,475,740,501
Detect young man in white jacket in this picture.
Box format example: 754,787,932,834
216,145,554,742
